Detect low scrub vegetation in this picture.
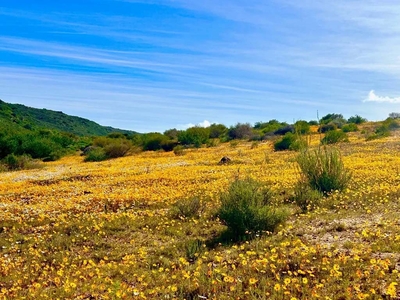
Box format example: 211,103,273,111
1,153,42,171
216,178,288,241
321,130,349,144
341,123,358,132
2,112,400,299
83,137,131,161
274,132,307,151
366,118,400,141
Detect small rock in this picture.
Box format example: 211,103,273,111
219,156,231,164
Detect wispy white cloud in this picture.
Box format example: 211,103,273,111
1,1,400,130
180,120,212,130
364,90,400,103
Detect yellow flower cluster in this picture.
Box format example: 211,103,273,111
0,134,399,298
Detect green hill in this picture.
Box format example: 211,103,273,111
0,99,137,136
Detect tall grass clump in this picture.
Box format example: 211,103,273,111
216,178,288,241
170,196,205,219
296,147,351,195
169,196,205,219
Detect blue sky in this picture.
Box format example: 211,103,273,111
1,0,400,132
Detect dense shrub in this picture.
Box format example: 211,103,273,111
103,140,131,158
294,120,311,134
274,125,294,135
83,137,131,161
342,123,358,132
348,115,367,124
107,132,127,139
164,128,179,140
209,123,228,139
216,178,288,241
228,123,254,140
321,130,349,144
296,147,351,195
84,147,108,162
141,133,169,151
330,118,347,129
318,123,337,133
308,120,319,125
274,133,307,151
0,125,79,162
161,140,178,152
178,127,210,147
255,120,288,135
320,113,344,125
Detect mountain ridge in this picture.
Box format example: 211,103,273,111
0,99,137,136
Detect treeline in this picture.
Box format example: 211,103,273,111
0,119,90,170
82,113,374,161
1,111,400,169
127,113,369,152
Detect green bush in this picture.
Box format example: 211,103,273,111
83,137,132,161
178,127,210,148
3,153,19,170
294,120,311,134
320,113,344,125
216,178,288,241
291,182,323,212
255,120,288,135
321,130,348,144
103,140,131,158
348,115,367,124
342,123,358,133
161,140,177,152
318,123,337,133
365,132,390,141
273,125,294,135
274,133,307,151
170,196,205,219
84,147,108,162
296,147,351,195
366,118,399,141
209,123,228,139
21,136,63,160
141,133,169,151
228,123,254,140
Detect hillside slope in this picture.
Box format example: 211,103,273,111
0,99,136,136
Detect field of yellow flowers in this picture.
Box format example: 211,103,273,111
1,132,399,299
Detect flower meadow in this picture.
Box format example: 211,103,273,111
0,132,399,299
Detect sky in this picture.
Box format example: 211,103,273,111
1,0,400,133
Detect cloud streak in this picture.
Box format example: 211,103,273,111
364,90,400,103
1,1,400,130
